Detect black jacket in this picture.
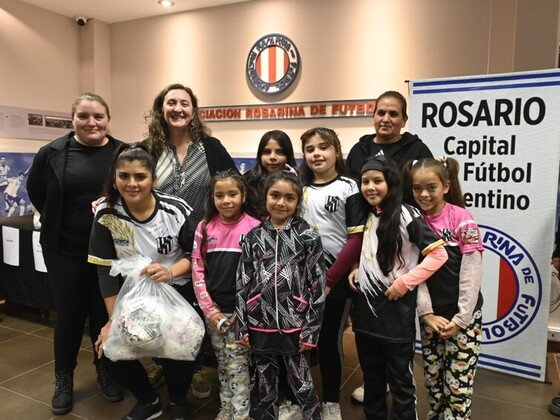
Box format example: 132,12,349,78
345,132,433,178
27,132,123,252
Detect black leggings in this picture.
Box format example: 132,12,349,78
318,296,352,402
43,251,108,372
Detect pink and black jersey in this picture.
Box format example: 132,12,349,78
422,202,484,321
192,212,261,318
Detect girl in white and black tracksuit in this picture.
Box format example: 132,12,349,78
235,171,326,420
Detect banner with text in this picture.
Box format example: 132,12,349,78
200,99,375,122
409,70,560,381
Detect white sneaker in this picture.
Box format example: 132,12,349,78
279,401,303,420
351,384,390,404
322,402,342,420
351,385,364,404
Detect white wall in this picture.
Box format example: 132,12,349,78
106,0,560,155
0,0,80,151
1,0,559,155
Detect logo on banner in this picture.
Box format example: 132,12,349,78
480,225,542,344
246,34,300,95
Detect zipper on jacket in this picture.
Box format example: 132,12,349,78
275,229,280,331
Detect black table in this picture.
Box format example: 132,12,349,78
0,216,54,312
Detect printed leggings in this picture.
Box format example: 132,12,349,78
420,309,483,420
207,318,251,419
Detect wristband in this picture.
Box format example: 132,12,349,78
217,318,229,331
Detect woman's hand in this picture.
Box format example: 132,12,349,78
91,196,105,214
348,268,360,293
94,320,112,358
142,263,173,283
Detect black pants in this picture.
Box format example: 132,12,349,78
106,356,193,404
318,296,352,402
355,333,417,420
43,251,108,372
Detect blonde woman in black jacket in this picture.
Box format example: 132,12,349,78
27,93,123,415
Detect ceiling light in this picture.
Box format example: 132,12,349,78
158,0,174,7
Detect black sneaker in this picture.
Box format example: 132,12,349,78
51,370,73,415
550,394,560,416
122,396,163,420
96,362,124,402
168,400,188,420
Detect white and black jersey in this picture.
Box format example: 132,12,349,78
301,175,366,262
88,191,196,285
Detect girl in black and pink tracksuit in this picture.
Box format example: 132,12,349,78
235,171,326,420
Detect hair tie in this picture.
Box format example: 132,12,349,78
412,159,418,166
284,164,298,176
438,156,448,168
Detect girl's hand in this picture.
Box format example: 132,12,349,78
385,285,403,300
94,320,112,358
209,312,230,334
348,268,360,293
299,341,313,353
239,335,251,348
142,263,173,283
421,314,449,333
439,321,460,339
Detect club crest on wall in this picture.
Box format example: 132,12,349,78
246,33,300,95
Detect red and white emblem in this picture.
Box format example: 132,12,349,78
246,34,300,95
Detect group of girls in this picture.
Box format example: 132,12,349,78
351,155,483,420
90,125,483,420
194,127,483,420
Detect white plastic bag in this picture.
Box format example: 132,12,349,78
103,255,205,361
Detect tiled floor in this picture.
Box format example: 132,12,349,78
0,305,559,420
